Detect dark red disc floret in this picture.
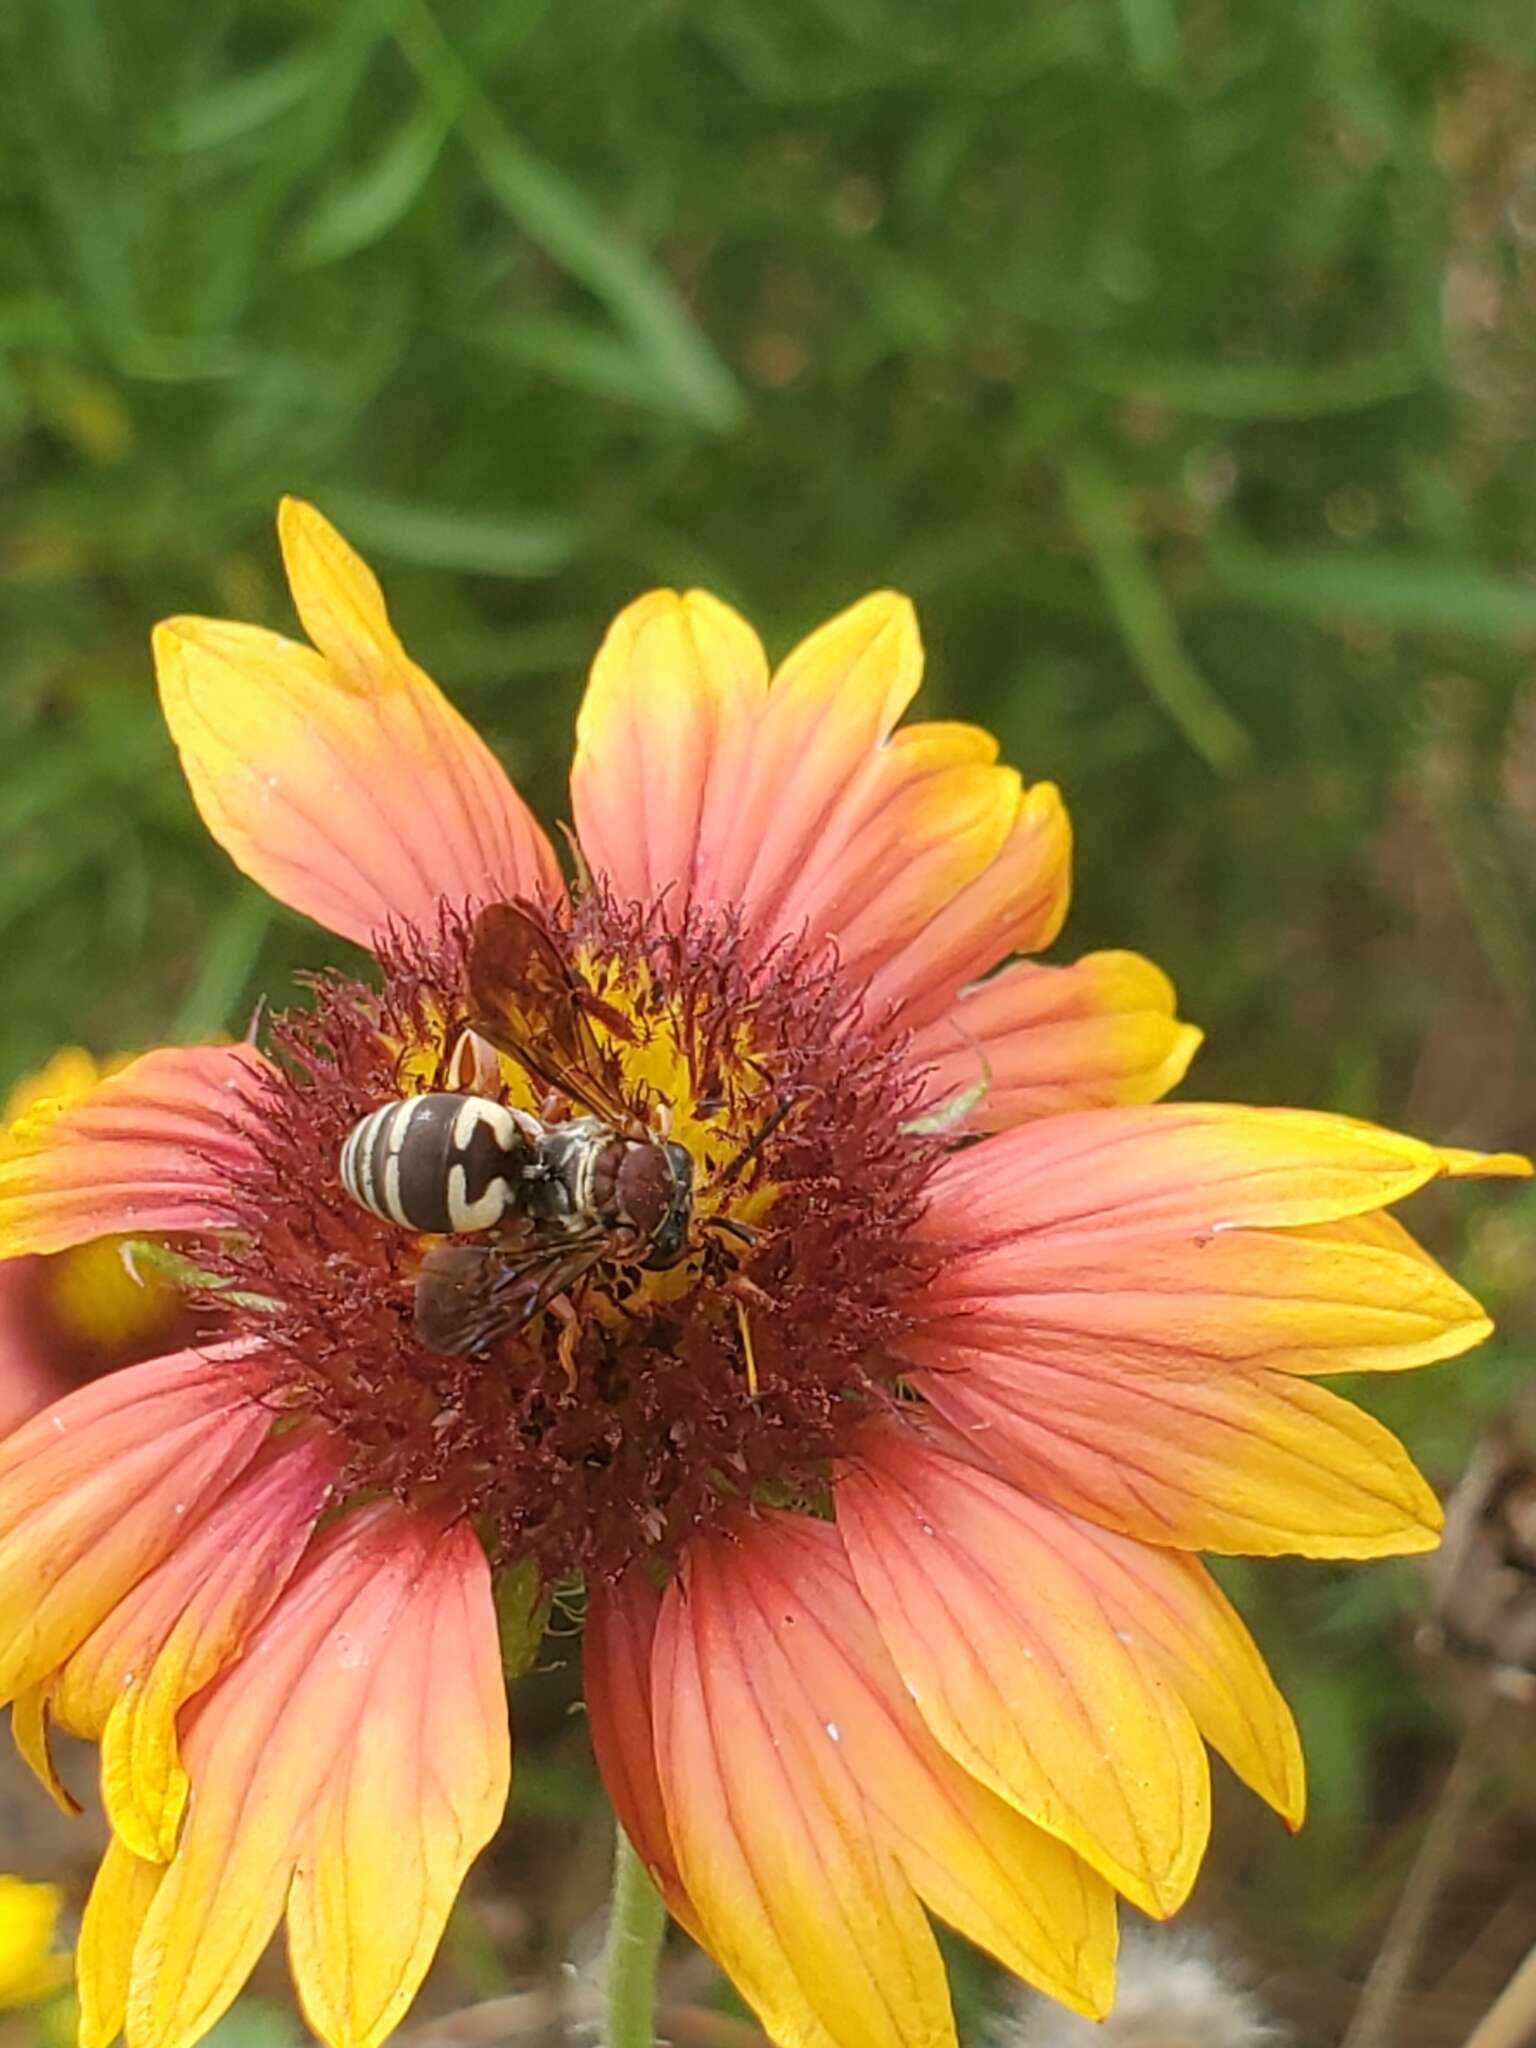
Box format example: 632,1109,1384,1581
203,893,944,1582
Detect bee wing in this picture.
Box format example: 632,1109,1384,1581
414,1235,607,1355
467,901,636,1125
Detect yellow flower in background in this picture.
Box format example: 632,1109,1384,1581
0,1054,189,1434
0,1878,70,2009
0,500,1525,2048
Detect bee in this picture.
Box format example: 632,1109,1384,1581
338,902,697,1358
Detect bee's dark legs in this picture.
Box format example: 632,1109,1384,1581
706,1215,759,1250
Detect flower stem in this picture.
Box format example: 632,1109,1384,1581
604,1823,667,2048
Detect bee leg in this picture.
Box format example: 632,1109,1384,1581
732,1295,761,1398
549,1293,582,1389
723,1271,775,1314
707,1215,759,1251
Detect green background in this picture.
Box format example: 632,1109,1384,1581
2,2,1534,2040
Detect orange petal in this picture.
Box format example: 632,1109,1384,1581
653,1527,956,2048
10,1681,76,1815
1037,1507,1304,1827
56,1424,344,1860
922,1101,1494,1243
863,780,1072,1027
911,952,1202,1129
837,1428,1209,1916
571,589,770,904
586,590,923,934
750,1514,1116,2016
0,1262,67,1433
911,1341,1442,1558
722,593,926,928
582,1572,700,1938
126,1505,510,2048
568,587,1075,1011
78,1839,163,2048
759,723,1022,984
921,1206,1493,1381
654,1515,1117,2043
0,1045,271,1259
154,499,559,949
0,1347,271,1705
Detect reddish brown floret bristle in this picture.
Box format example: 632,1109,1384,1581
202,893,943,1582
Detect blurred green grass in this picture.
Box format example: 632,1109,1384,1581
2,0,1536,2020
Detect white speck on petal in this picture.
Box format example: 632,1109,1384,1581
824,1721,841,1743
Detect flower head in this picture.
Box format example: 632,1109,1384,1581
0,500,1524,2048
0,1875,71,2010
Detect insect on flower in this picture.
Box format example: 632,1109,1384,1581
340,901,714,1358
0,499,1527,2048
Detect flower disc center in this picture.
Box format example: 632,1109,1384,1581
208,895,939,1580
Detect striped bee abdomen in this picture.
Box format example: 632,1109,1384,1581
339,1093,533,1235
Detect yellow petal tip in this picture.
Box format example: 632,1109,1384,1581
1439,1146,1533,1180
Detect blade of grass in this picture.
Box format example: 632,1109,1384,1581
161,47,331,154
317,488,575,577
1209,533,1536,640
289,92,458,266
1063,448,1252,773
1071,350,1424,420
1116,0,1182,85
392,0,745,433
172,893,274,1042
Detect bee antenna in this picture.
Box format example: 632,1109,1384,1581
712,1093,795,1192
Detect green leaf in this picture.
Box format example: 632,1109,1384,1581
1209,533,1536,639
392,0,745,433
161,48,330,154
1063,450,1251,774
317,488,577,577
289,95,457,266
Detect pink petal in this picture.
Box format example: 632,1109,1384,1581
55,1423,345,1860
909,951,1201,1129
0,1045,271,1258
0,1346,272,1704
583,1572,700,1937
126,1505,510,2048
155,499,560,949
652,1514,1117,2040
910,1339,1441,1557
570,589,771,904
921,1101,1469,1242
861,781,1072,1027
837,1426,1209,1916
